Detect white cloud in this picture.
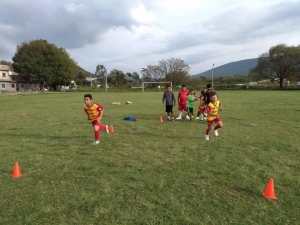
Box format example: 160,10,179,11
132,2,156,24
64,3,85,13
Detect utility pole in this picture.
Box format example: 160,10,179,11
212,64,214,88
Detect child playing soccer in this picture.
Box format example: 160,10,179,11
84,94,109,145
186,89,197,122
176,85,190,120
205,92,223,140
197,90,206,123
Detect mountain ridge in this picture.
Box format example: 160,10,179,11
192,58,258,77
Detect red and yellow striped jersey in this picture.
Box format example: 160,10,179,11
199,95,205,109
84,103,103,121
206,100,221,121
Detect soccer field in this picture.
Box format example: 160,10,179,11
0,90,299,224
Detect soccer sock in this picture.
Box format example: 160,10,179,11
99,125,106,130
200,114,204,120
94,130,99,141
178,111,182,117
214,125,221,130
206,129,210,135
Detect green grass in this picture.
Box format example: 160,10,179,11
0,90,299,225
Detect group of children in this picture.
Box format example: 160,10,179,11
162,84,223,141
83,84,223,145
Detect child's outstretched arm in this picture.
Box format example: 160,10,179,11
219,102,223,111
98,109,103,121
84,109,89,120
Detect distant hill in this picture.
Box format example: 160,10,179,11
192,58,258,77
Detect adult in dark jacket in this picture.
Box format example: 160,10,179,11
162,85,176,121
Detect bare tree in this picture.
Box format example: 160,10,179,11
142,57,190,86
159,58,190,75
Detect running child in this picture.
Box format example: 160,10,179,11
84,94,109,145
205,92,223,140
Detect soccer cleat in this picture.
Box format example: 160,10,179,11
190,118,192,122
214,129,219,136
172,119,174,122
199,120,204,123
93,140,100,145
167,117,171,121
186,116,190,120
205,135,209,140
195,117,199,120
105,125,110,133
176,116,182,120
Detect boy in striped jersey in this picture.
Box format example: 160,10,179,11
84,94,109,145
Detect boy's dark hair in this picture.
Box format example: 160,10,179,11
166,85,170,88
206,84,212,88
209,92,217,97
189,89,194,92
84,94,92,100
204,90,217,105
182,84,186,88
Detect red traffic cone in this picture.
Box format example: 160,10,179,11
12,162,22,178
109,124,115,133
263,178,277,199
159,116,163,123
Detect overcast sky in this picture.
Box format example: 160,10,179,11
1,0,299,75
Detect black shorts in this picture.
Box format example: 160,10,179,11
188,107,193,113
165,105,173,113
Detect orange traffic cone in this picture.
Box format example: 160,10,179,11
109,124,115,133
159,116,163,123
263,178,277,199
12,162,22,178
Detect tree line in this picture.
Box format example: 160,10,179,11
2,39,299,90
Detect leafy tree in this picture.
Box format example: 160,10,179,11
108,69,127,87
74,71,87,86
249,43,300,88
141,65,164,82
95,64,107,85
12,39,78,90
0,60,13,68
125,72,140,87
165,70,190,87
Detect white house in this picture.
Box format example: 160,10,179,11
0,64,39,92
0,65,18,91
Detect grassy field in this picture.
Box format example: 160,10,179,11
0,90,299,225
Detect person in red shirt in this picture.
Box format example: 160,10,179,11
84,94,109,145
176,85,190,120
